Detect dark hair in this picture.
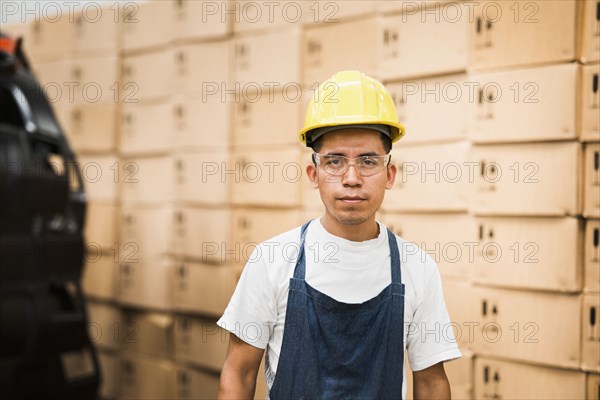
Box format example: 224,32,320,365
309,132,392,154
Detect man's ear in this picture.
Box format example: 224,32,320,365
385,162,396,190
306,163,319,188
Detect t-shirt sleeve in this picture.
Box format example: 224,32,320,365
406,253,462,371
217,245,277,349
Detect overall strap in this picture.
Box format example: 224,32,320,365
387,228,402,284
292,220,312,280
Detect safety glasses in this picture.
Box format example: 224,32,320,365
312,153,392,177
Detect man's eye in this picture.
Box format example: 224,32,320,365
362,158,378,166
325,158,342,165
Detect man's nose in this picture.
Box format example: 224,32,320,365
342,164,363,186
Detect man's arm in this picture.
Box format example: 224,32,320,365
218,333,265,400
412,361,451,400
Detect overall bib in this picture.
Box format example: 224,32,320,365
269,221,406,400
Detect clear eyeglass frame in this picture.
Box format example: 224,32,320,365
312,153,392,177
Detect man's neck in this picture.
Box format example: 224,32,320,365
319,214,379,242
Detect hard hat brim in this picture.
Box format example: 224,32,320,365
300,121,406,146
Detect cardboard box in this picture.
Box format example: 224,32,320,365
232,207,301,247
86,301,123,351
121,310,174,359
32,58,70,85
172,207,300,262
585,143,600,218
173,262,237,316
379,3,468,80
120,206,176,262
121,0,171,53
52,104,73,141
84,201,118,249
120,101,173,156
585,219,600,293
234,28,302,88
67,56,120,106
380,213,475,279
316,1,376,22
82,255,120,301
469,64,578,143
32,59,74,110
581,64,600,142
472,142,580,216
577,0,600,63
122,49,174,103
72,4,121,57
174,152,231,206
232,1,376,32
231,147,303,207
173,207,232,262
121,93,231,154
303,17,382,85
120,352,177,400
77,154,119,202
174,41,231,94
171,0,231,41
442,279,478,350
473,216,582,292
120,156,176,207
174,315,229,371
385,74,469,144
469,0,576,70
118,258,173,311
27,15,73,62
171,93,232,151
472,287,581,369
233,0,303,33
383,141,472,212
377,0,456,15
474,356,586,399
175,365,220,400
68,104,118,153
97,351,120,400
582,293,600,372
233,86,303,149
589,373,600,400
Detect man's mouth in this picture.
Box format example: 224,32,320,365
338,196,366,203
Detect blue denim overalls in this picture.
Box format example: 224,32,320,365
269,220,406,399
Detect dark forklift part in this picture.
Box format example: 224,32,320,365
0,34,100,399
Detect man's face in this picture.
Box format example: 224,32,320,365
306,128,396,227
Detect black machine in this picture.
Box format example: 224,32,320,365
0,34,100,399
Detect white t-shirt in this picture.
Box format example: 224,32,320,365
218,218,461,399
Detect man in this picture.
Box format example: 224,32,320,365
217,71,461,399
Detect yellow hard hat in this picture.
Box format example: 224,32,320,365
299,70,405,146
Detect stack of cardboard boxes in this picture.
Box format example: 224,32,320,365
120,1,232,399
376,2,473,397
467,2,584,398
3,0,599,398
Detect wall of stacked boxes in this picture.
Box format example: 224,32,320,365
3,0,599,399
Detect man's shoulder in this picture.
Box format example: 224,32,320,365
258,224,304,248
245,224,305,270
